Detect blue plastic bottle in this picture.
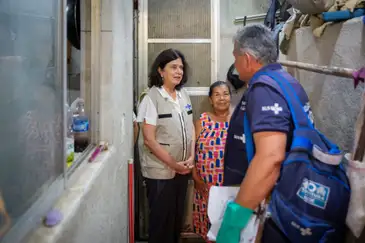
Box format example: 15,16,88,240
72,99,89,152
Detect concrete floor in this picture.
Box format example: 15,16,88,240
136,238,205,243
137,241,204,243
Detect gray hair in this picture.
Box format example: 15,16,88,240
233,24,278,64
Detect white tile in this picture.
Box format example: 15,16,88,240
81,0,91,31
101,0,112,31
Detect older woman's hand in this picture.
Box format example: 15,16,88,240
174,161,192,175
194,179,209,195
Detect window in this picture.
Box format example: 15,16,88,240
0,0,64,241
66,0,93,172
0,0,94,241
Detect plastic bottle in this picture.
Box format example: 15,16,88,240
66,104,75,167
71,98,89,152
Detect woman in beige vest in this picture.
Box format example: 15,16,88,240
137,49,195,243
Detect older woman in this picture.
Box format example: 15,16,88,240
137,48,195,243
192,81,231,242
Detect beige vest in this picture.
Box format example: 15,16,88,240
139,86,194,179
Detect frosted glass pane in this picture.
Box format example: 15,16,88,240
148,0,211,39
148,43,211,87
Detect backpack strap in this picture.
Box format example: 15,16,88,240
244,112,254,163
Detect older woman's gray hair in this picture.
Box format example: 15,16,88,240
233,24,278,64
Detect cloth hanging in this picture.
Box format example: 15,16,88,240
344,91,365,237
353,90,365,161
279,0,365,55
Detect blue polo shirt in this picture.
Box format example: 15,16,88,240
223,63,314,186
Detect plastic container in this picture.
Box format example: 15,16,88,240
71,98,89,153
66,104,75,167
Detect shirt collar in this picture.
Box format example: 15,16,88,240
157,86,182,100
249,63,283,85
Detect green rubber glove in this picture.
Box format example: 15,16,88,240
216,201,254,243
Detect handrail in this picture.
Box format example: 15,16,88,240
234,11,279,24
279,60,365,162
279,60,355,78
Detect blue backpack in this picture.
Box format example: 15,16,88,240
244,71,351,243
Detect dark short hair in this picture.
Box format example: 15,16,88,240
148,49,190,90
208,81,231,97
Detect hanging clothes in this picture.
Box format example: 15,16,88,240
279,0,365,55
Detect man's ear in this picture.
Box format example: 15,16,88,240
244,52,253,67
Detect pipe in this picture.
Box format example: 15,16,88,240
234,11,279,24
279,60,355,78
128,159,135,243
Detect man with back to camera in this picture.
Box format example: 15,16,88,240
219,24,315,243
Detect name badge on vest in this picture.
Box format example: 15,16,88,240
185,104,193,115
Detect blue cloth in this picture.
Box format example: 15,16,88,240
322,8,365,22
264,0,280,30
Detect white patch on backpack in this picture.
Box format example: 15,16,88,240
291,221,312,236
297,178,330,209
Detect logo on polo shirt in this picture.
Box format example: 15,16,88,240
261,103,283,115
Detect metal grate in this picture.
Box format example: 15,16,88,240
148,0,211,39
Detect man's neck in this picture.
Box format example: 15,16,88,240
246,64,264,85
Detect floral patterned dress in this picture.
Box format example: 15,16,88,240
193,112,229,242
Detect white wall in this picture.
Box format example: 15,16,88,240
218,0,269,80
283,18,364,153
